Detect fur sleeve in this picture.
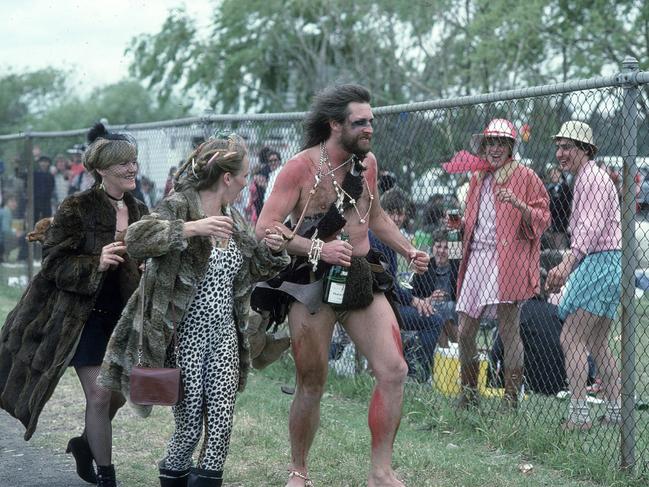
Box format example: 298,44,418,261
125,198,188,260
40,197,103,295
232,208,290,282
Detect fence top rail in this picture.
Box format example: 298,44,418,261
2,69,648,141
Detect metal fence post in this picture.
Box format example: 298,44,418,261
22,131,34,280
618,55,639,471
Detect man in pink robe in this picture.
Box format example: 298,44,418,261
455,119,550,409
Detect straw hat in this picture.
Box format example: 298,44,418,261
470,119,517,154
552,121,597,150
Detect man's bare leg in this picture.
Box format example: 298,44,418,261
286,302,336,487
344,294,408,487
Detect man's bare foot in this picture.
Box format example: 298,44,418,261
368,468,405,486
286,469,313,487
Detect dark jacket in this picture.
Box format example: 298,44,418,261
0,188,148,440
546,181,572,233
411,259,460,301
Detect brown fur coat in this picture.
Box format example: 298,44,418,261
0,188,148,440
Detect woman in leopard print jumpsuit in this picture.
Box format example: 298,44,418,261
121,134,288,487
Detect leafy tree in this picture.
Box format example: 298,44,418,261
0,68,69,134
128,1,418,112
33,80,190,131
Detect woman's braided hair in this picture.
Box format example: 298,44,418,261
174,133,247,192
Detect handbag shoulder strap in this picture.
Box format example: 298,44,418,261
136,260,178,366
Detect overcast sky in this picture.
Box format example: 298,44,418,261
0,0,213,92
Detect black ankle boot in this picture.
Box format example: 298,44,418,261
187,467,223,487
159,461,190,487
65,436,97,483
96,464,117,487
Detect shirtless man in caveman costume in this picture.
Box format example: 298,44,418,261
256,84,429,487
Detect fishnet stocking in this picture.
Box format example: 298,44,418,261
75,366,124,466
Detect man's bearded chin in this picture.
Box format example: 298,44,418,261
341,134,370,160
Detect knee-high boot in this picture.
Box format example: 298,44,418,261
187,467,223,487
457,359,480,409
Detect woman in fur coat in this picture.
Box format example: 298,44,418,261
99,134,289,487
0,123,148,487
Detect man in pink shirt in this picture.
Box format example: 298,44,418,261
546,121,622,430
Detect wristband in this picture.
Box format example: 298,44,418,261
308,238,324,272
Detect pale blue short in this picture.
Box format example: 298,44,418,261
559,250,621,320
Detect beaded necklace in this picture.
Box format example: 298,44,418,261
319,142,374,224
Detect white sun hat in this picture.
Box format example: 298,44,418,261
552,120,597,150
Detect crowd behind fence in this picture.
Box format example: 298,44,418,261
1,56,649,478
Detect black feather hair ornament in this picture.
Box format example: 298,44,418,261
87,122,109,143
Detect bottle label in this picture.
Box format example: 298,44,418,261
326,282,346,304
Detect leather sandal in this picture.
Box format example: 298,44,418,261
288,470,314,487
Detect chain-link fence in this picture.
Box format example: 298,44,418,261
1,56,648,477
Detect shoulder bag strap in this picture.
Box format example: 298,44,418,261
136,260,178,367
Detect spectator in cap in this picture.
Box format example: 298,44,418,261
546,120,622,430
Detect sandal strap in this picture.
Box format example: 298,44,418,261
288,470,314,486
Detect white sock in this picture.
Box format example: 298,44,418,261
568,399,590,424
605,399,621,422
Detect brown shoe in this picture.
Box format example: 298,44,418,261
456,359,480,410
503,367,523,410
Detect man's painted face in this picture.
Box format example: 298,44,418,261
340,102,373,156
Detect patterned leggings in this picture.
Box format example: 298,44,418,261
163,319,239,471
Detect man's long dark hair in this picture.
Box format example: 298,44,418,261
302,84,371,150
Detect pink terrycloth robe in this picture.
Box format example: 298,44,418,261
456,162,550,302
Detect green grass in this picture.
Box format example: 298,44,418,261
26,364,611,487
2,274,649,486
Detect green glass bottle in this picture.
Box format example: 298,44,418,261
323,232,350,305
447,209,462,260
